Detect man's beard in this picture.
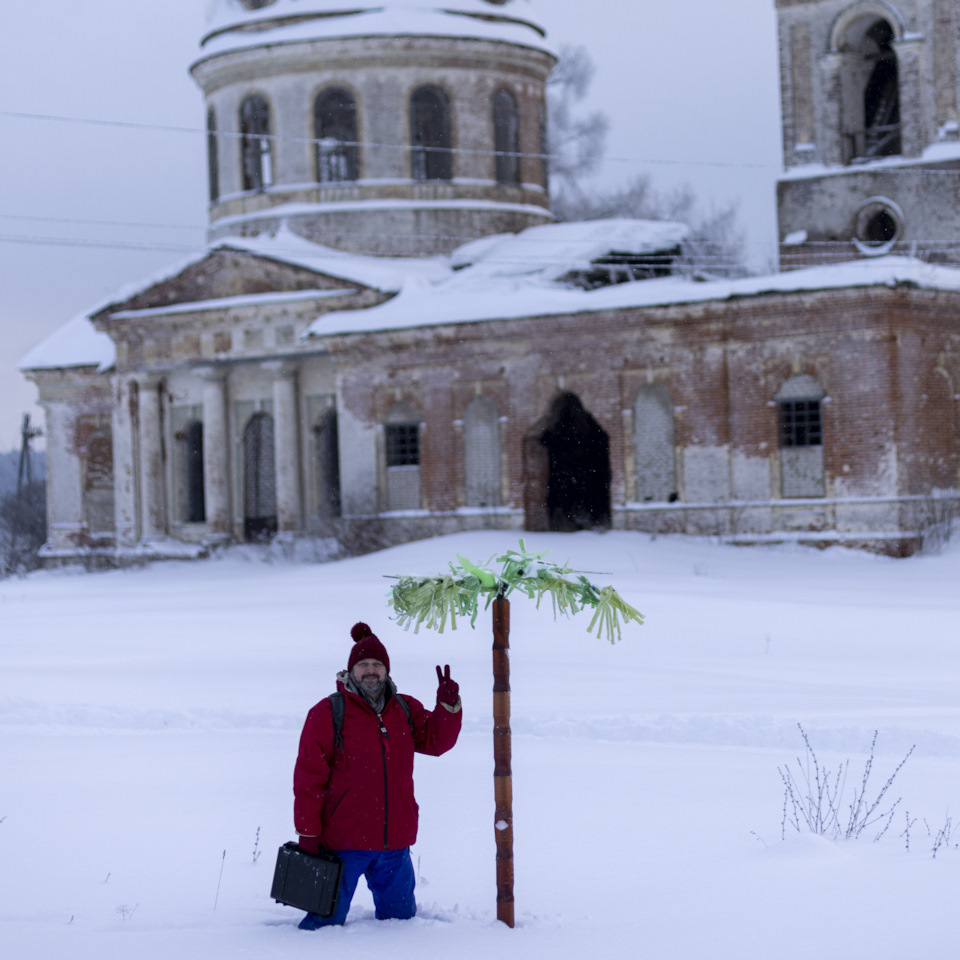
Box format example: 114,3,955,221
359,674,386,700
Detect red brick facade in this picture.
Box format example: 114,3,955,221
330,282,960,555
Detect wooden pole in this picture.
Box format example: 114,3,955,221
492,595,515,927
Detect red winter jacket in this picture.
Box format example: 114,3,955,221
293,675,462,851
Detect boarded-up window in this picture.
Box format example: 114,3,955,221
464,396,501,507
82,427,115,535
790,23,814,147
634,385,677,502
917,369,960,489
776,375,826,498
384,402,422,511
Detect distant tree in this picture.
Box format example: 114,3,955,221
548,47,748,279
0,480,47,578
546,45,609,202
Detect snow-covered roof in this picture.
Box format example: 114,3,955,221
18,310,116,374
24,219,960,372
306,249,960,338
449,219,689,281
17,226,442,372
198,1,552,61
219,226,449,291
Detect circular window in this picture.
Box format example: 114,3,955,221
852,196,903,256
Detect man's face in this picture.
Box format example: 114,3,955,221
352,658,387,698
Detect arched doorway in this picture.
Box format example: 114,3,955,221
243,412,277,541
524,393,611,532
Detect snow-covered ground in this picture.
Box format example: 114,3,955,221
2,530,959,959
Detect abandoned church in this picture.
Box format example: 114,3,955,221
19,0,960,561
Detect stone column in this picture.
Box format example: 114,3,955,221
818,52,846,166
265,361,303,536
39,400,85,555
135,374,166,541
112,376,139,550
199,366,232,541
894,37,925,157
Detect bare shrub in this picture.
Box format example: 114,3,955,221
779,724,914,842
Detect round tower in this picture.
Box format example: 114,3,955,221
191,0,556,257
776,0,960,267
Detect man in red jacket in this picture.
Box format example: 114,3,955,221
293,621,462,929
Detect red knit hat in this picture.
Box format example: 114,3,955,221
348,622,390,673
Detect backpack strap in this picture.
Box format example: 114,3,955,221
329,691,345,750
393,692,415,739
329,689,414,750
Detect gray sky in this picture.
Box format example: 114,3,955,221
0,0,781,450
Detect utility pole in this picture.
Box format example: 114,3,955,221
17,413,43,495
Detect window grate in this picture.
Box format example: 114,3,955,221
386,423,420,467
778,399,822,447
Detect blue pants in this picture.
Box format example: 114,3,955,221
298,847,416,929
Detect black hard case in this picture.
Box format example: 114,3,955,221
270,842,344,917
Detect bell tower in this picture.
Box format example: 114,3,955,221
191,0,555,257
776,0,960,266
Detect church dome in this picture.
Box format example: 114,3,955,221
193,0,555,257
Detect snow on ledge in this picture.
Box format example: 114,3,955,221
197,2,554,62
110,288,357,320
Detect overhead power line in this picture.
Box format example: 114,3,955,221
0,213,205,232
0,107,778,171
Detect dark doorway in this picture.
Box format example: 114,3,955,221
184,420,206,523
243,412,277,542
530,393,611,532
315,407,342,518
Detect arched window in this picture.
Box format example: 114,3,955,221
634,385,677,502
493,88,521,186
775,374,826,498
410,86,452,181
207,108,220,203
464,396,501,507
315,87,359,183
862,20,901,157
240,95,273,192
243,412,277,540
836,16,902,161
384,402,422,511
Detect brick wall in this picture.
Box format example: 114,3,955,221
329,282,960,552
